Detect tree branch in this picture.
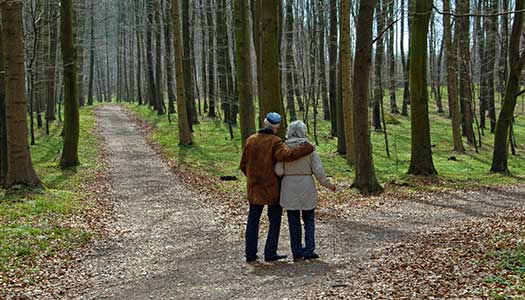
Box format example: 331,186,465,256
432,4,525,17
372,18,401,45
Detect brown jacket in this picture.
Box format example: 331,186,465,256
240,128,314,205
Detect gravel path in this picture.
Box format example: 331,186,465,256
71,105,525,299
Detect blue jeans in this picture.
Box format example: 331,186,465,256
245,204,282,259
287,209,315,256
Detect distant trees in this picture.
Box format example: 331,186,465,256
1,0,41,188
5,0,525,193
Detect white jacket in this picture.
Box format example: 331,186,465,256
274,138,332,210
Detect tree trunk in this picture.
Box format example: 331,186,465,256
388,0,398,114
443,0,465,153
207,1,216,118
341,0,354,163
74,1,85,107
329,0,338,135
498,0,509,100
318,2,329,122
182,0,196,125
400,0,409,116
258,0,286,137
285,0,297,121
146,1,157,109
235,0,256,147
486,0,498,133
352,0,382,193
407,0,437,176
155,0,165,115
87,0,95,106
165,0,176,114
457,0,475,144
1,0,41,187
490,0,525,173
0,19,6,181
172,0,193,145
477,0,487,130
135,0,143,105
373,0,385,131
46,0,59,126
60,0,80,168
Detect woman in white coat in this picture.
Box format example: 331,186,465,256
274,121,336,260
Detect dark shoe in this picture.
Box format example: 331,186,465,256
303,253,319,260
246,255,259,263
292,255,304,261
264,254,288,262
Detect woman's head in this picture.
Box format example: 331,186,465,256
286,121,307,139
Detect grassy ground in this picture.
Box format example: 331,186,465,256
0,105,104,289
125,88,525,192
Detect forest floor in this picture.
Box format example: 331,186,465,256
51,105,525,299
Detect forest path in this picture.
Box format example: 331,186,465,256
71,105,525,299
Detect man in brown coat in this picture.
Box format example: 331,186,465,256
240,112,314,262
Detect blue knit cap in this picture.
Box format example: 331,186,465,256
265,112,282,125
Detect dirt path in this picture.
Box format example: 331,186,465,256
70,105,525,299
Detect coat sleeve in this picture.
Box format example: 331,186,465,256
273,139,314,162
311,152,332,187
240,145,248,176
274,162,284,176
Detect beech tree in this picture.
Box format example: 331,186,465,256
59,0,80,168
443,0,464,153
352,0,382,193
173,0,193,145
341,0,354,163
1,0,41,187
235,0,256,147
256,0,286,137
491,0,525,173
407,0,437,176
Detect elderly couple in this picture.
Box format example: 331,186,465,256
240,112,336,263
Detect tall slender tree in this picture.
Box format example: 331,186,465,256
235,0,256,147
457,0,475,144
87,0,95,105
257,0,286,137
285,0,297,121
0,19,6,181
352,0,382,193
60,0,80,168
491,0,525,173
443,0,464,153
372,0,385,131
407,0,437,176
328,0,338,135
173,0,193,145
1,0,41,187
341,0,354,163
155,0,165,115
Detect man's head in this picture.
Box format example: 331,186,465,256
264,112,281,134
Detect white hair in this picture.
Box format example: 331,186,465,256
286,121,307,139
264,118,280,129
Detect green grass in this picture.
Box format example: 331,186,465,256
125,88,525,191
0,105,103,285
484,248,525,299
